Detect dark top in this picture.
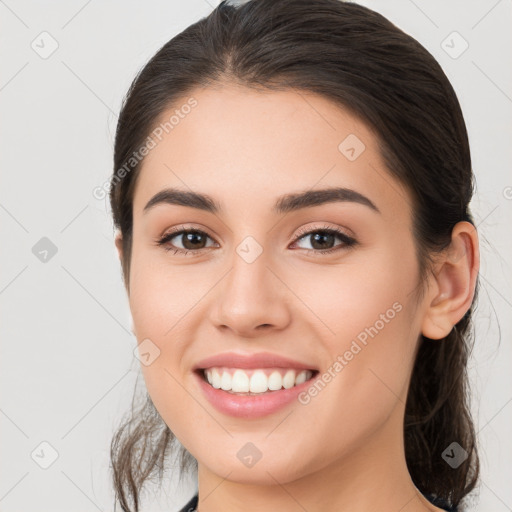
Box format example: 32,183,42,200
179,492,198,512
178,493,457,511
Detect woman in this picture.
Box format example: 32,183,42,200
109,0,480,511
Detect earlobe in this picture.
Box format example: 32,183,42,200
421,221,479,340
115,231,123,263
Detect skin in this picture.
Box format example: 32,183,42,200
115,83,479,512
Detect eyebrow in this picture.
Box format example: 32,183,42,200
143,186,380,215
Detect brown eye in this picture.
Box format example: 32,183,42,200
157,228,217,255
156,225,357,257
291,226,357,255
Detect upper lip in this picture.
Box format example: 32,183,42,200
193,351,318,371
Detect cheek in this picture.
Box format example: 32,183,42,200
128,244,204,338
287,246,420,418
127,247,200,416
288,245,418,350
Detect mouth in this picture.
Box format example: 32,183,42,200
195,367,319,396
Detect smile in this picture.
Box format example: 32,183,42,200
193,367,320,418
202,367,316,395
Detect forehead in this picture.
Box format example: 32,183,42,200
132,84,412,223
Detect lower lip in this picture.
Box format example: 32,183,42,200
193,370,318,419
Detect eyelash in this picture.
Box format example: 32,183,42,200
155,224,357,257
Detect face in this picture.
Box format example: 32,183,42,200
124,83,427,485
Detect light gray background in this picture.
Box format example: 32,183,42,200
1,0,510,511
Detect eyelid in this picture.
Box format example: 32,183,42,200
158,223,218,242
290,223,357,254
159,222,353,242
292,222,355,242
156,222,357,256
156,224,220,251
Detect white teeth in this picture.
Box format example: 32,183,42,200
211,368,221,389
268,371,283,391
231,369,249,392
282,369,296,389
295,370,307,385
220,371,232,391
203,367,314,394
249,370,268,393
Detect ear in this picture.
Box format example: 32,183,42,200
421,221,479,340
115,230,123,263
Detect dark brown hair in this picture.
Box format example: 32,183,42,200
109,0,479,510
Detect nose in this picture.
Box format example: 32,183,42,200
208,248,291,338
